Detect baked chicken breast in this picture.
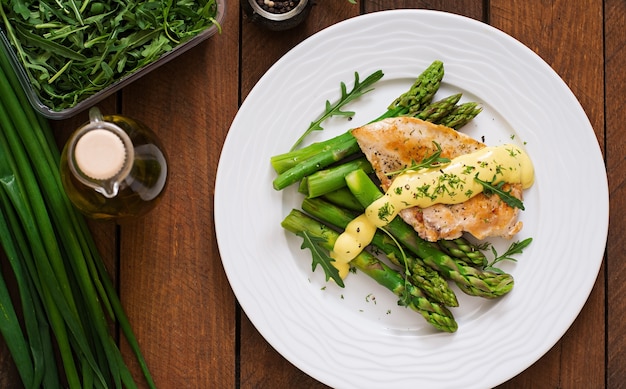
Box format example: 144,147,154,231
351,117,523,242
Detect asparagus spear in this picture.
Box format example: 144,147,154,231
281,209,458,333
301,197,458,307
272,61,445,190
416,93,461,122
304,157,373,198
272,134,361,190
438,237,488,267
438,102,483,129
321,187,366,212
380,60,445,119
344,169,514,299
271,131,356,174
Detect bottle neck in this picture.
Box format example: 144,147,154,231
67,109,135,198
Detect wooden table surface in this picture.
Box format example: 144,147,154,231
0,0,622,387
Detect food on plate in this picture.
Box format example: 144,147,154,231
272,60,534,332
351,116,534,242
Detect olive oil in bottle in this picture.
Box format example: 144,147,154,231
60,107,168,220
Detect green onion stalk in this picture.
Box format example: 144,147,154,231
0,47,155,388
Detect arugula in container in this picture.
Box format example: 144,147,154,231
0,0,222,114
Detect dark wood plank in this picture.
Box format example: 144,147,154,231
365,0,483,18
605,0,626,387
490,1,605,387
240,1,361,98
111,1,240,387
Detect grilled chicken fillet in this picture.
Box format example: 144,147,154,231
351,117,523,242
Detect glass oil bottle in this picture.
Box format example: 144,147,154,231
60,107,168,220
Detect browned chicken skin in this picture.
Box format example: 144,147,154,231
351,117,523,242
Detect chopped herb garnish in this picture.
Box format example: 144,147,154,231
462,165,476,175
414,184,436,201
377,202,394,222
434,172,464,197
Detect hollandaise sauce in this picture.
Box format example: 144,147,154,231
332,144,534,266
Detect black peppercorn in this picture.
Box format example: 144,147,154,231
242,0,312,31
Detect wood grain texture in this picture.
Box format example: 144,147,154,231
364,0,483,19
111,0,240,387
240,1,361,99
606,0,626,387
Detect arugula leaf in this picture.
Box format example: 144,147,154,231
296,231,345,288
13,25,88,62
290,69,384,151
0,0,221,111
485,237,532,273
386,141,451,177
474,174,525,210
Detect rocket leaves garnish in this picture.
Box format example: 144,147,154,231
296,231,345,288
474,174,525,210
0,0,221,112
485,238,532,274
290,69,384,151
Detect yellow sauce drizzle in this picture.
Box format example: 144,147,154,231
331,144,534,268
332,214,377,263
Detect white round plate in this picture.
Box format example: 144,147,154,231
215,10,608,389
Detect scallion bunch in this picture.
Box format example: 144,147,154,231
0,43,154,388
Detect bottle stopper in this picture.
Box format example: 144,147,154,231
74,128,127,180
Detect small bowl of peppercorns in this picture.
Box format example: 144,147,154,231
241,0,313,31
